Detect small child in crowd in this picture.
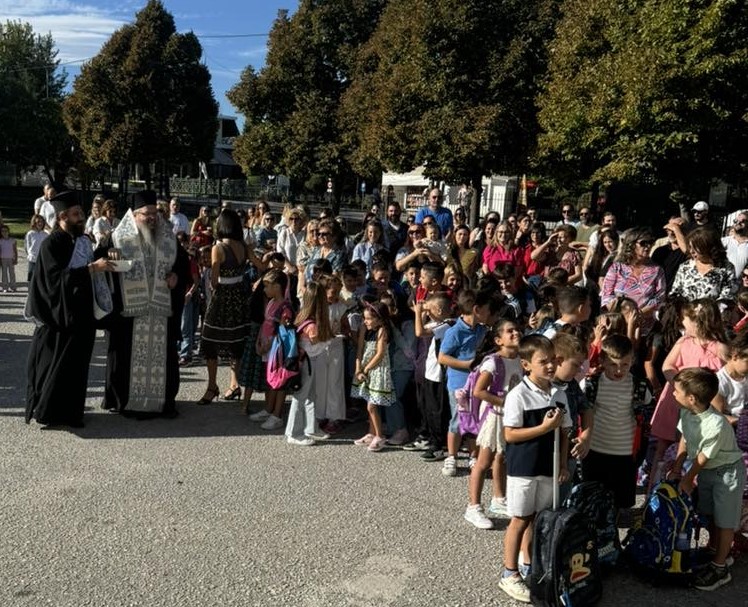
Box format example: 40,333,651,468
464,319,523,529
713,331,748,425
500,335,571,603
352,302,396,452
438,289,492,476
0,224,18,292
24,214,47,282
670,368,746,591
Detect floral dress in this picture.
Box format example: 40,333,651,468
351,329,395,406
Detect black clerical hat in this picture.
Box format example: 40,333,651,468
50,190,81,215
132,190,158,209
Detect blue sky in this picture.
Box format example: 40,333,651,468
1,0,299,116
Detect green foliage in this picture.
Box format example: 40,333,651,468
0,21,69,175
228,0,388,194
64,0,218,173
537,0,748,196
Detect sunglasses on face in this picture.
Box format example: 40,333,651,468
693,210,706,215
742,274,748,279
637,240,654,247
579,212,589,217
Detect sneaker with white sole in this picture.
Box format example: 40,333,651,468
442,455,457,477
499,572,531,603
421,448,446,461
694,562,732,591
402,438,430,451
260,414,283,430
306,431,330,441
487,497,509,518
287,436,315,446
249,409,271,422
464,505,493,529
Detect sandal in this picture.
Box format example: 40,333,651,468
197,386,219,405
222,386,241,401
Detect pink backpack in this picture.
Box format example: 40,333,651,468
456,354,505,436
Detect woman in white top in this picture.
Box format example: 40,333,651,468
93,200,119,248
84,195,105,238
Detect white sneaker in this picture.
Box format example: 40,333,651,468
442,455,457,477
260,414,284,430
487,497,509,518
498,572,531,603
287,436,315,446
249,409,270,422
464,505,493,529
306,431,330,441
468,456,478,470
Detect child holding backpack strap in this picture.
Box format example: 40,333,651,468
670,368,746,591
464,319,523,529
285,282,334,446
352,301,396,452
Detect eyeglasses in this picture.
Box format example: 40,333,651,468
318,232,331,238
693,210,706,215
637,240,654,247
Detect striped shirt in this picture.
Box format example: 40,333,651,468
589,374,636,456
600,262,666,334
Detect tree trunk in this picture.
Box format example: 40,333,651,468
469,174,482,228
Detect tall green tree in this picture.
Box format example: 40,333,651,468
64,0,218,190
228,0,388,205
536,0,748,199
0,21,70,183
341,0,560,225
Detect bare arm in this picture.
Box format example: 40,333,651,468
362,328,389,374
210,244,223,289
438,352,472,371
662,338,684,383
473,371,504,409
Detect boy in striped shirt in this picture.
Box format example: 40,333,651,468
582,334,639,510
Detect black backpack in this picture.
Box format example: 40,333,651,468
563,481,620,568
529,427,603,607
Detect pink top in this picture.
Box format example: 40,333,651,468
482,244,524,274
650,337,724,442
0,237,16,259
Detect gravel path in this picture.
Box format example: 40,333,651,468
0,258,745,606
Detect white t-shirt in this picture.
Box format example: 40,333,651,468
717,366,748,417
722,236,748,278
424,321,451,382
477,355,523,416
170,212,190,235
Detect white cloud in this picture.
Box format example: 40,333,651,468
0,1,129,62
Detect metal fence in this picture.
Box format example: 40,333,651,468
168,177,290,201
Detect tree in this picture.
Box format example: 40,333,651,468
64,0,218,191
536,0,748,200
227,0,388,207
341,0,560,225
0,21,70,184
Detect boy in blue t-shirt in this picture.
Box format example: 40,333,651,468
437,289,491,476
500,335,571,604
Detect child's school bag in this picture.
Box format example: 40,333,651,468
563,482,620,568
623,480,695,582
455,354,505,436
266,319,312,393
530,426,603,607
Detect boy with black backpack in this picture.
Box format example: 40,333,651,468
500,335,572,603
671,368,746,591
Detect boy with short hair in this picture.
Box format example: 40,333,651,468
582,334,641,510
402,260,421,302
671,368,746,591
542,285,591,339
500,335,571,603
551,332,593,500
437,289,492,476
416,261,447,303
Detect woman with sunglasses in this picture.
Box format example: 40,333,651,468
394,223,442,272
276,207,306,274
670,226,737,302
296,220,320,294
304,219,347,286
600,227,666,336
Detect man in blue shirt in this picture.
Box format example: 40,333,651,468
416,188,454,240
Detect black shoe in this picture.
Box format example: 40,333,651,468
161,408,179,419
403,438,430,451
421,448,446,461
694,563,732,591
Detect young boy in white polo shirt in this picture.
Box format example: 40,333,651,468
499,335,571,603
671,367,746,591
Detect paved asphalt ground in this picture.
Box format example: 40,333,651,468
1,257,746,607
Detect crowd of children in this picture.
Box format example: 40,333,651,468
14,194,746,601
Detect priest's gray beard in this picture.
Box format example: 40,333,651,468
136,221,158,256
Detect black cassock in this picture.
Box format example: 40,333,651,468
100,244,190,416
25,230,96,427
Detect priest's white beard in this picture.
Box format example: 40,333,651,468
136,221,158,255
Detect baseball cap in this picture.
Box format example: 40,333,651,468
692,201,709,212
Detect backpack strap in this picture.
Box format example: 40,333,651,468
585,373,602,407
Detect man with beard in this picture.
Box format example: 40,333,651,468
102,190,190,418
26,190,114,428
383,202,408,255
652,217,689,292
722,211,748,279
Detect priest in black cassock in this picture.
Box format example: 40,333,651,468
25,191,114,428
100,190,190,418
